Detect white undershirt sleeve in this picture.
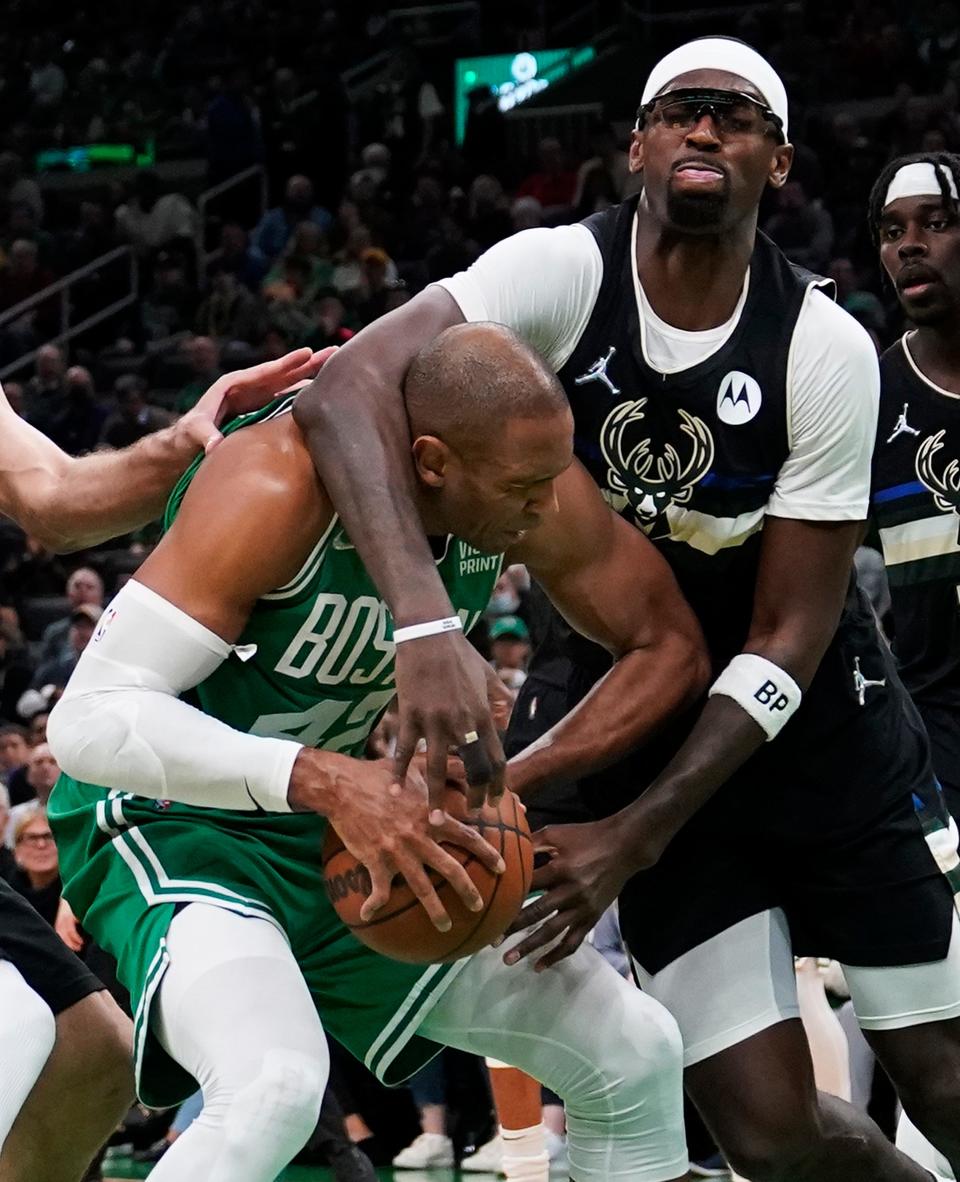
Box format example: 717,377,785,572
767,289,879,520
47,579,302,812
433,224,603,371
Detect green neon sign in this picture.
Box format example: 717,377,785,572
454,47,597,143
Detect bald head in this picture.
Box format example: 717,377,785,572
404,323,568,455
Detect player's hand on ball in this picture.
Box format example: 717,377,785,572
393,631,506,821
502,819,630,971
309,755,505,932
178,346,338,455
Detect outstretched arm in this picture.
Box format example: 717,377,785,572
504,460,710,798
0,349,328,551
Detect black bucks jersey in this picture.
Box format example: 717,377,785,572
875,336,960,800
552,196,923,809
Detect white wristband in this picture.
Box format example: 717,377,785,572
708,653,802,741
393,616,463,644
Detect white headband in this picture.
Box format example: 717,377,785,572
641,37,788,138
884,162,959,208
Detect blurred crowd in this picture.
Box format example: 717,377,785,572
1,0,957,1171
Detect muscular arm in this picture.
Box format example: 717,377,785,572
48,418,332,807
504,461,710,798
291,229,600,801
0,350,325,551
613,516,860,873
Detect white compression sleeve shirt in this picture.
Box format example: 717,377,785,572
435,218,878,522
47,579,302,812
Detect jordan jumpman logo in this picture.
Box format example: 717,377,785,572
575,346,620,396
886,403,920,444
852,657,886,706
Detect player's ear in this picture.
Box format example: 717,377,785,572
412,435,449,488
768,142,793,190
629,128,644,174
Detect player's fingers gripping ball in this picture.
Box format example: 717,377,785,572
323,787,533,963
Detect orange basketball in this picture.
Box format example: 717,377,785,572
322,788,533,964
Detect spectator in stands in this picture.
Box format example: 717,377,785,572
59,199,117,271
28,43,66,112
10,805,61,925
142,250,198,339
466,175,512,250
349,143,393,205
263,221,334,303
175,335,222,413
426,217,477,283
115,170,197,254
0,152,42,225
356,248,395,325
99,374,172,449
489,615,531,678
517,137,576,220
332,227,396,303
574,122,634,204
0,726,29,788
217,222,268,292
195,265,262,345
511,196,543,233
763,180,835,272
3,381,24,417
39,567,104,665
302,295,355,350
23,343,66,437
50,366,106,456
253,174,333,264
206,67,264,187
16,745,60,811
0,240,55,325
26,709,51,748
262,67,322,196
919,1,960,88
30,604,100,691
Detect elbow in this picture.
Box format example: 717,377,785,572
680,632,712,707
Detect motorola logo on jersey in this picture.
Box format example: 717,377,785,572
717,371,762,426
599,398,714,526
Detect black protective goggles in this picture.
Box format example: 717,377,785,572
635,87,785,143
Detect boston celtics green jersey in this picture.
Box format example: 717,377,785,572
164,397,503,755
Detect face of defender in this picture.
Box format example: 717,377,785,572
426,409,575,556
630,67,792,235
879,194,960,325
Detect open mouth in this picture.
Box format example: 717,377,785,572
672,159,726,184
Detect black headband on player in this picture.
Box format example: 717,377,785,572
635,87,785,143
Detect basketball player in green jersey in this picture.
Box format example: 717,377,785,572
47,323,706,1182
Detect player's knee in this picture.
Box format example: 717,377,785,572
618,993,684,1095
723,1119,825,1182
901,1069,960,1145
226,1049,327,1156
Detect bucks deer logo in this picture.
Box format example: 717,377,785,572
916,430,960,537
600,398,714,525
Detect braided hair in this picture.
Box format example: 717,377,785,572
868,151,960,245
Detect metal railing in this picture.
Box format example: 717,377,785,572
0,246,138,380
196,164,269,284
0,164,269,378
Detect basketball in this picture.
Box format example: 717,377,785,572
322,788,533,964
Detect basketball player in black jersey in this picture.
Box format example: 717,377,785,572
869,152,960,1180
871,152,960,823
294,36,960,1182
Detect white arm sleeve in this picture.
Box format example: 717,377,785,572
433,224,603,370
767,290,879,520
47,579,301,812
